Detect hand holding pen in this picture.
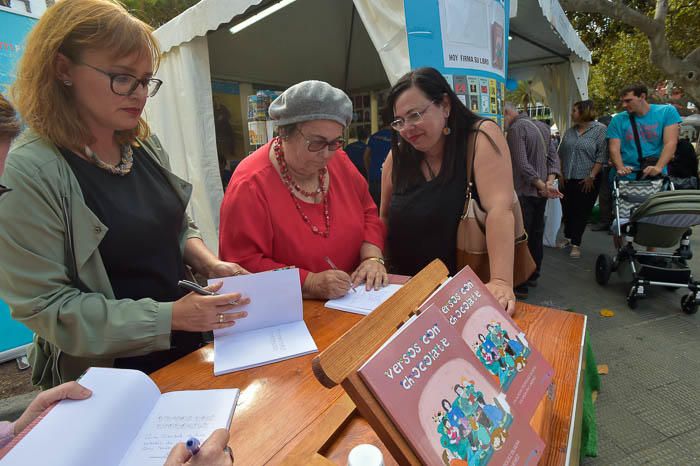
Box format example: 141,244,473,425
324,256,356,293
164,430,234,466
171,280,250,332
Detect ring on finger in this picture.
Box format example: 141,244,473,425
218,313,224,324
223,446,234,462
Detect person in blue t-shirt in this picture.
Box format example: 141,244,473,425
343,127,369,179
365,126,392,207
607,83,682,180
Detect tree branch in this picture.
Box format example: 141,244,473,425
653,0,668,22
560,0,658,36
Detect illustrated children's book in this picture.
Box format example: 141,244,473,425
358,306,544,466
418,267,554,419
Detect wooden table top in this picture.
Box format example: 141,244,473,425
150,300,587,466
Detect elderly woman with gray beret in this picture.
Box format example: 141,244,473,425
219,81,387,299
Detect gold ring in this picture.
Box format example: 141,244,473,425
218,313,224,324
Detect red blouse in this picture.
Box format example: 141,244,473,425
219,142,386,284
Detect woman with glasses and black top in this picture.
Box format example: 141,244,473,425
219,80,387,300
380,68,517,314
0,0,250,390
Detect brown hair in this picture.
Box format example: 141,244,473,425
620,83,648,99
0,94,20,141
573,100,596,122
11,0,160,149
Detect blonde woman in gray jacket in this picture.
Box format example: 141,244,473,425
0,0,249,389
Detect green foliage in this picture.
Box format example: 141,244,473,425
566,0,700,114
121,0,200,28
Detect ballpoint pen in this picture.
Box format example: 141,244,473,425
186,437,201,456
324,256,356,293
178,280,240,305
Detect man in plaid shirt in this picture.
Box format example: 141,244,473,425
504,103,562,299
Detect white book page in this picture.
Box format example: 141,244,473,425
325,284,402,315
2,367,159,466
214,320,317,375
120,389,239,466
210,268,303,338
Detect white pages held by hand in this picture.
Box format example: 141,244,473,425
209,268,317,376
324,284,403,315
1,367,239,466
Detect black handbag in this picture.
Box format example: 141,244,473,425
629,113,661,180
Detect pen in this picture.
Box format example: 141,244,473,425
186,437,201,456
324,256,357,293
178,280,216,296
178,280,241,305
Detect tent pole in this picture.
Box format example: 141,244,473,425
343,3,356,92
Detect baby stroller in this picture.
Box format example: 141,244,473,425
595,174,700,314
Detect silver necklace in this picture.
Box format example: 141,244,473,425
84,144,134,176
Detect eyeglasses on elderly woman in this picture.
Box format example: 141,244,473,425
295,127,345,152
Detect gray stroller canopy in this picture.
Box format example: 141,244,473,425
630,190,700,247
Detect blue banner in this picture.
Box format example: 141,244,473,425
0,8,37,94
404,0,509,126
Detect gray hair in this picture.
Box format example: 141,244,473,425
503,102,519,114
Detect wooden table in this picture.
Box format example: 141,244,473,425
151,301,587,465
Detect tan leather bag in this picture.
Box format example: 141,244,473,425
456,120,536,286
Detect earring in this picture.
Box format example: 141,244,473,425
63,80,72,86
443,126,451,135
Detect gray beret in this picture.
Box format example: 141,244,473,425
268,80,352,127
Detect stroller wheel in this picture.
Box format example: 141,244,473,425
595,254,613,285
681,294,698,314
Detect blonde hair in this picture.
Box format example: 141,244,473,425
0,94,20,141
11,0,161,149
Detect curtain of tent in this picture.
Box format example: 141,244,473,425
529,61,581,133
352,0,410,85
145,36,223,254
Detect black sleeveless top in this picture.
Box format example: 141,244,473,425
62,146,202,373
387,158,467,276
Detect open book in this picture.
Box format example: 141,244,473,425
1,367,239,466
324,284,402,315
210,268,317,375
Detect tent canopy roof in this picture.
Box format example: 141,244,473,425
155,0,591,91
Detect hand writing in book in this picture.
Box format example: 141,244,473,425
13,382,92,435
351,259,388,291
485,280,516,316
164,429,233,466
303,270,352,299
172,281,250,332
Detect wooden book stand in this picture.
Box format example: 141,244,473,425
282,259,449,465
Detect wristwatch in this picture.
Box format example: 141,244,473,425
363,256,385,266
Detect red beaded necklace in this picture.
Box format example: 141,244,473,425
273,137,330,238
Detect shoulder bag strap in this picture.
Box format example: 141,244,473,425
629,113,644,165
463,119,501,217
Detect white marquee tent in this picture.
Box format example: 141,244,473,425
146,0,591,252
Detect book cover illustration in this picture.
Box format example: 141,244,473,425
419,267,554,419
358,306,544,466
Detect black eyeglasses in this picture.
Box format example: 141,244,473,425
390,101,436,131
79,62,163,97
297,128,345,152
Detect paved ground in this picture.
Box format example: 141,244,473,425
526,228,700,465
1,226,699,463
